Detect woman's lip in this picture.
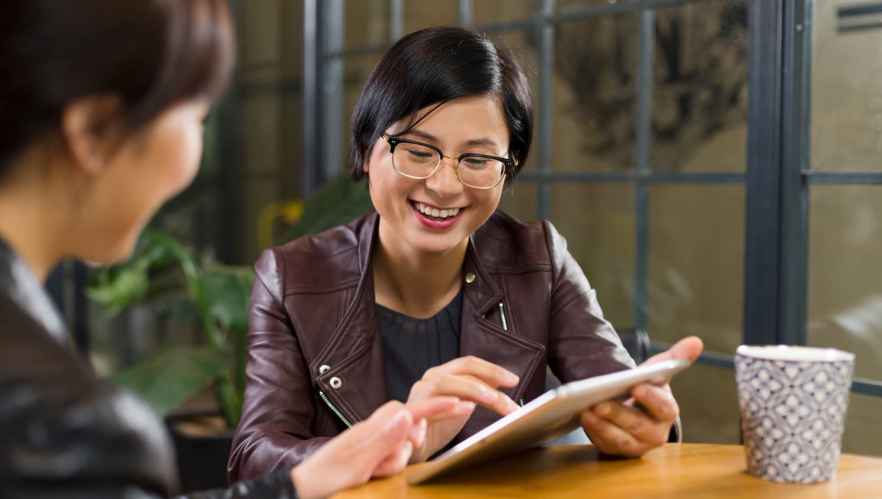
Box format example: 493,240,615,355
410,201,463,230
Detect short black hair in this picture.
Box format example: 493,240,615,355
350,26,533,186
0,0,235,172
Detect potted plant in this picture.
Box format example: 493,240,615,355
87,174,372,491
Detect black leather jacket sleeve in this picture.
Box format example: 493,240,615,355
0,296,298,499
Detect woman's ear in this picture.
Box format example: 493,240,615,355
61,95,124,175
362,141,378,176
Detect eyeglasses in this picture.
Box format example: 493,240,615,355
384,134,514,190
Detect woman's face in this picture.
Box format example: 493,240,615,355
364,95,509,259
77,100,208,263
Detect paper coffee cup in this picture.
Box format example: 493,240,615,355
735,345,854,483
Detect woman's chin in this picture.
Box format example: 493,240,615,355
406,234,467,256
81,237,140,267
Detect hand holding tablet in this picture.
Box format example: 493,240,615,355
407,336,703,484
581,336,704,457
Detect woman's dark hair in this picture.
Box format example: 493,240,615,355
0,0,235,172
350,26,533,185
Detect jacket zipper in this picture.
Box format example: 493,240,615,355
498,302,508,332
318,389,353,428
497,301,525,406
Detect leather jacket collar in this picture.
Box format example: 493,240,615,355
0,236,68,347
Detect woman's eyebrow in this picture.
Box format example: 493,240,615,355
403,129,500,149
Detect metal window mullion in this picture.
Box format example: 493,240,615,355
634,9,655,332
805,172,882,184
390,0,403,41
517,171,745,183
743,0,785,346
458,0,473,26
536,0,555,220
303,0,322,196
852,379,882,398
779,0,810,346
321,0,344,181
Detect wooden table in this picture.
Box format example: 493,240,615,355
333,444,882,498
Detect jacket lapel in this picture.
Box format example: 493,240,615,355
311,213,389,426
459,237,546,438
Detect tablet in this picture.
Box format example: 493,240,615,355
406,359,691,484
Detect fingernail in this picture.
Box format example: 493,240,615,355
455,401,477,414
507,400,520,413
507,372,520,384
408,417,425,443
595,403,611,417
385,409,410,432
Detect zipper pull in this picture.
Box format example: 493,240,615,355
498,301,508,332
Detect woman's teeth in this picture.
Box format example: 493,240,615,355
414,202,461,219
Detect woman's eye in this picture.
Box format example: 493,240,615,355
462,157,490,168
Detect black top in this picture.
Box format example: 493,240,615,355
376,291,463,403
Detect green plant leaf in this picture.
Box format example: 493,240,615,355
112,346,228,417
86,229,196,315
284,174,373,241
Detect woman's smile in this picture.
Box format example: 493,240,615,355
410,200,465,230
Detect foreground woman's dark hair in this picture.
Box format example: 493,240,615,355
0,0,234,172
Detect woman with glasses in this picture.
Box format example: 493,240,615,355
0,2,463,498
229,26,703,481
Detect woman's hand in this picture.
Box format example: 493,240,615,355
290,397,464,499
406,355,521,462
579,336,703,457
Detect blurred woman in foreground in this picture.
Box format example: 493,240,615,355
0,2,464,498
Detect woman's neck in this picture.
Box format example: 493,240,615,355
0,161,69,282
372,222,468,319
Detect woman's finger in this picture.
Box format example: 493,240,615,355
580,410,647,457
423,355,519,388
405,396,461,420
427,374,520,416
591,401,667,446
631,384,679,423
372,441,414,478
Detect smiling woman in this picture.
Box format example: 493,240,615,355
228,26,703,483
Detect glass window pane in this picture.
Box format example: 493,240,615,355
843,392,882,457
808,186,882,381
648,185,745,355
488,29,541,172
345,0,390,48
404,0,458,33
549,184,636,328
473,0,536,25
499,181,538,224
342,53,384,173
651,0,748,172
554,14,640,172
811,1,882,171
670,362,741,443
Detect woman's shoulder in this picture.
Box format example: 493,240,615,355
0,295,177,495
474,211,563,272
253,212,375,294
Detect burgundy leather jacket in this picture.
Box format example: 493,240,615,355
228,211,635,482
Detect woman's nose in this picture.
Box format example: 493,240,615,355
424,156,463,196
